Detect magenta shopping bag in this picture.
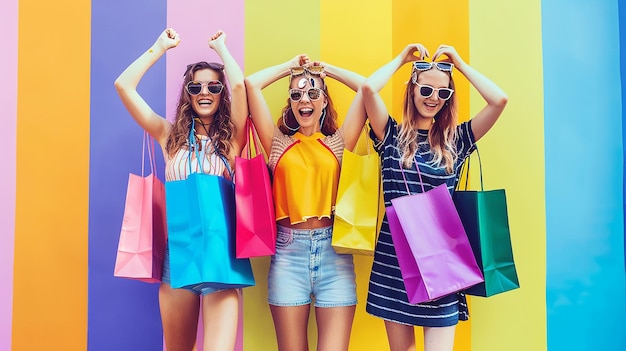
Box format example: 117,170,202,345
234,118,276,258
387,161,483,303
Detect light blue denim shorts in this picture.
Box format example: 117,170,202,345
161,245,224,296
267,225,357,308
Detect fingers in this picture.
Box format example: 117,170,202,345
415,44,430,60
165,28,179,40
298,54,309,66
162,28,180,49
432,44,457,62
210,29,225,41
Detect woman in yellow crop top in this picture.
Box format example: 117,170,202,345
114,28,248,351
245,55,367,351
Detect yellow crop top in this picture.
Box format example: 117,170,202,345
269,131,345,224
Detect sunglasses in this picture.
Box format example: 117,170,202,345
415,83,454,100
289,88,324,102
290,66,324,76
186,81,224,95
185,61,224,75
413,61,454,73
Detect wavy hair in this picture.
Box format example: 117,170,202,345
165,61,235,158
277,76,338,136
398,69,458,173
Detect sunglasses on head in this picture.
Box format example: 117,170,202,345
289,88,324,102
414,83,454,100
413,61,454,73
290,66,324,77
185,61,224,75
186,80,224,95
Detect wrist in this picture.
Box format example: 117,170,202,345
148,44,167,57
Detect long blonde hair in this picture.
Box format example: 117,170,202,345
398,70,458,173
165,61,235,158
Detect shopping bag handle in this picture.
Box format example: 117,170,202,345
398,156,426,196
353,125,372,155
141,131,158,178
458,147,484,191
186,118,234,180
244,116,265,159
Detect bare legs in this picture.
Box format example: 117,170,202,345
315,305,356,351
270,305,311,351
159,284,240,351
270,304,356,351
202,289,240,351
159,284,200,351
385,320,456,351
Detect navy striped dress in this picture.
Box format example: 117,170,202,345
366,117,476,327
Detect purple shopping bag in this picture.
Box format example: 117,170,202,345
387,161,483,304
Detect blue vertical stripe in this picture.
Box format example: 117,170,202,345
89,1,166,349
620,0,626,275
542,0,625,350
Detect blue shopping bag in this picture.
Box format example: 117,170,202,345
165,120,255,289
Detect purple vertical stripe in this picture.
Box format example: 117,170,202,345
166,2,246,350
89,1,166,350
0,0,17,349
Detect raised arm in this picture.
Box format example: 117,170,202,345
433,45,508,142
362,44,429,141
318,62,366,150
244,55,307,153
209,30,248,151
114,28,180,147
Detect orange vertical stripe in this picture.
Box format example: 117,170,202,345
13,1,91,349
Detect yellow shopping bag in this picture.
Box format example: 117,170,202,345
332,129,382,255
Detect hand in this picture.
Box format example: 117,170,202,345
209,30,226,50
432,44,466,67
305,60,327,79
399,43,430,64
155,28,180,51
289,54,310,68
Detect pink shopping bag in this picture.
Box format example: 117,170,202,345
114,132,167,283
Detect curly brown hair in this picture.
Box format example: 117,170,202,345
165,61,235,158
277,82,338,136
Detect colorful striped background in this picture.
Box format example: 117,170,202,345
1,0,624,350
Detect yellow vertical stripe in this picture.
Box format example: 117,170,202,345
469,1,546,350
320,1,392,350
243,1,321,350
13,1,91,349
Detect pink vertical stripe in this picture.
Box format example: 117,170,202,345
166,0,245,123
0,0,17,349
166,1,245,350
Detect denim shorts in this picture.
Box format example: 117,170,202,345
267,225,357,308
162,245,224,296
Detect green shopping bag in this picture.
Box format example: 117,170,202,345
453,148,519,297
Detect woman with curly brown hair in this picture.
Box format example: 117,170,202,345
114,28,248,351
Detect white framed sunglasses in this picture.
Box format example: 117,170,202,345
186,80,224,95
289,88,325,102
414,83,454,100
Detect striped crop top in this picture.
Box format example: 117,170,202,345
268,130,344,224
165,135,230,181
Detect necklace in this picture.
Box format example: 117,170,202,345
194,118,211,137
